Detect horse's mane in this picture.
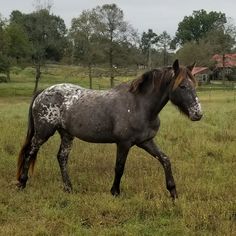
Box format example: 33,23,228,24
129,68,173,94
129,66,196,94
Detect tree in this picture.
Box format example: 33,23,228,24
175,9,236,82
0,15,10,81
94,4,137,87
176,41,207,66
206,25,235,82
0,12,31,81
5,22,30,65
9,10,25,25
157,31,172,66
12,8,67,92
70,10,104,88
140,29,158,68
176,25,235,68
112,40,142,67
175,10,227,45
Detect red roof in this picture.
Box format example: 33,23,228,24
212,54,236,67
192,67,209,75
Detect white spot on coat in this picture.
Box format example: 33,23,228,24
39,104,61,125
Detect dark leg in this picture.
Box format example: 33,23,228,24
17,136,45,189
137,139,178,199
57,131,74,192
111,143,130,196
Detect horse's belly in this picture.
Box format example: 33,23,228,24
63,113,116,143
71,127,116,143
76,132,116,143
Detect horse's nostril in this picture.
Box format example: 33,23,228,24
195,110,201,116
198,113,203,119
194,112,203,121
197,110,203,117
189,110,203,121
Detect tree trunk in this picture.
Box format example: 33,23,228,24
33,64,41,94
88,64,92,89
109,32,115,88
222,54,226,85
163,45,167,66
109,46,115,88
148,47,152,69
110,75,114,88
71,39,75,65
6,70,10,82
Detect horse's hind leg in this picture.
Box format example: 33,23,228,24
57,130,74,192
17,124,56,189
17,136,46,189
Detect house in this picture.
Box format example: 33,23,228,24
212,54,236,79
192,67,211,84
212,54,236,68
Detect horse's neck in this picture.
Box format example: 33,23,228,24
143,88,170,120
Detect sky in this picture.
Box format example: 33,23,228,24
0,0,236,36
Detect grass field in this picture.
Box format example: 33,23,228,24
0,66,235,235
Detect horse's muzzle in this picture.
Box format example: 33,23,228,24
188,101,202,121
190,112,203,121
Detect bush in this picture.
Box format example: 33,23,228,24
0,74,7,82
0,54,10,75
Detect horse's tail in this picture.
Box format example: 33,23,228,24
17,90,43,181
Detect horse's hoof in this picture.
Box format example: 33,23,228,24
15,181,26,190
170,188,178,200
63,186,73,193
110,187,120,196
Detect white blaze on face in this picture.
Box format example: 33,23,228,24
196,97,202,111
188,96,202,118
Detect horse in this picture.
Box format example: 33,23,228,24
16,60,202,199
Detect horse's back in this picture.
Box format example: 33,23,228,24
32,84,119,142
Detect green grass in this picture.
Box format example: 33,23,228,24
0,65,135,97
0,65,235,235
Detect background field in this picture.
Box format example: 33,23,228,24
0,67,235,235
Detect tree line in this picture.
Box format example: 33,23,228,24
0,3,235,90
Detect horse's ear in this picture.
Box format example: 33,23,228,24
187,62,196,72
172,59,179,74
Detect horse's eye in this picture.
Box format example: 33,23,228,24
179,84,187,89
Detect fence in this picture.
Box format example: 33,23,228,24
197,83,236,103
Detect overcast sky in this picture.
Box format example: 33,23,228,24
0,0,235,36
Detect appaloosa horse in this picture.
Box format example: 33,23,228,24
17,60,202,199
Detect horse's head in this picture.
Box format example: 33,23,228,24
169,60,202,121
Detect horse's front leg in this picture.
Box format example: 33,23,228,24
137,139,178,199
111,143,130,196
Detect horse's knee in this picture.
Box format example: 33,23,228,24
166,180,175,190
